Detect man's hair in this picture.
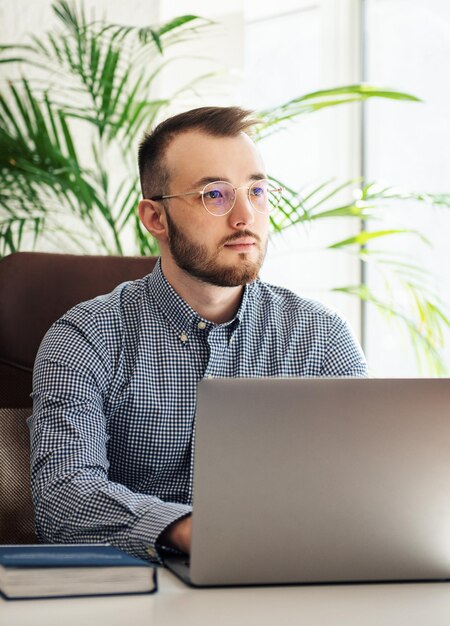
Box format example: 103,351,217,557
138,106,259,199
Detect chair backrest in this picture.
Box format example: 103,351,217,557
0,252,158,544
0,408,36,543
0,252,158,407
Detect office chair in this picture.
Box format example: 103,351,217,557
0,408,37,543
0,252,157,543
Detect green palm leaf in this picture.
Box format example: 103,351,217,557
255,85,421,140
334,283,449,376
0,1,213,257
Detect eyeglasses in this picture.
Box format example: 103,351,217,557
150,179,283,217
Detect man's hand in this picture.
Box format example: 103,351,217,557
161,515,192,554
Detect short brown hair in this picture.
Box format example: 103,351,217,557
138,106,259,199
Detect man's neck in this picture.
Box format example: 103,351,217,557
160,257,244,324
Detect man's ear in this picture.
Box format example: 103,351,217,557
138,199,169,243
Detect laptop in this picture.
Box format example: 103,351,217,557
164,377,450,586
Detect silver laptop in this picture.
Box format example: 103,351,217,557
164,377,450,586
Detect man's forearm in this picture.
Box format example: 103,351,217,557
33,473,192,561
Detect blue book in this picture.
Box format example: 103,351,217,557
0,544,157,600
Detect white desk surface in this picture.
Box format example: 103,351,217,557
2,568,450,626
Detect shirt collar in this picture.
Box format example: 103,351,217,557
147,258,254,335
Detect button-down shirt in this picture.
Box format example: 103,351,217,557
30,259,367,561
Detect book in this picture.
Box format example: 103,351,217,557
0,544,157,600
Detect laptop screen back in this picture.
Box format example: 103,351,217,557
189,378,450,586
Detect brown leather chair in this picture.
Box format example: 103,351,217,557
0,408,37,543
0,252,157,543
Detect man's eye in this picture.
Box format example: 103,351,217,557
204,189,223,200
251,186,265,197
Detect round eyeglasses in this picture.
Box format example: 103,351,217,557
150,179,283,217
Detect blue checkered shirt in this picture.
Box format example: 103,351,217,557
30,259,367,562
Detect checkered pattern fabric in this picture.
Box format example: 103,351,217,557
30,259,367,562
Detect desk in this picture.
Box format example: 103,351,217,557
2,568,450,626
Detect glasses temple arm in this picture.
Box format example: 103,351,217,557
149,191,200,201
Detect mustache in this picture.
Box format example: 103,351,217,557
220,230,262,247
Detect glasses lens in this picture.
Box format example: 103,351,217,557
202,181,235,216
249,179,282,214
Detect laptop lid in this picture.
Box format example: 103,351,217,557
184,377,450,586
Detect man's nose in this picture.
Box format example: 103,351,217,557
228,187,255,228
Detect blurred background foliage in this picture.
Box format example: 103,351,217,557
0,0,449,373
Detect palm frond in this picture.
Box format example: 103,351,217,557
328,228,430,250
255,85,421,140
334,283,449,376
0,1,214,258
269,173,450,373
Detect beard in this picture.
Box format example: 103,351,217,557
165,209,267,287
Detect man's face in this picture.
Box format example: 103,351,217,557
161,130,270,287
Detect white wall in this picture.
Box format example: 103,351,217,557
155,1,244,112
0,0,158,41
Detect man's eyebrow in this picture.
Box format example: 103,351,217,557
249,172,267,182
192,176,229,188
191,173,267,188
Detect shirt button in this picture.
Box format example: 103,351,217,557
197,321,206,330
146,547,157,558
180,333,188,343
206,374,213,379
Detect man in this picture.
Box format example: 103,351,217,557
30,106,367,562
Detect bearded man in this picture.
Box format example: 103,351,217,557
30,107,367,562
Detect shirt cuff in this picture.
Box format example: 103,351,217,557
124,500,192,563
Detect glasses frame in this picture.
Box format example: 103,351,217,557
149,178,283,217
